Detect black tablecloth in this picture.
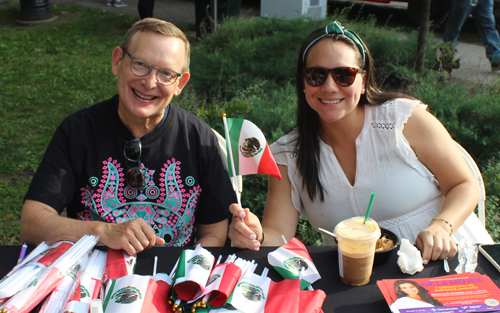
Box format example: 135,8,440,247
1,245,499,312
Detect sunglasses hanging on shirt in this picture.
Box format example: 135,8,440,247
124,138,146,191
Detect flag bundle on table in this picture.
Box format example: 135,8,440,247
267,238,321,290
74,249,108,304
102,273,172,313
196,255,255,308
0,241,74,300
64,300,90,313
172,245,215,301
39,253,90,313
223,117,281,181
102,249,136,283
1,242,49,281
0,235,98,313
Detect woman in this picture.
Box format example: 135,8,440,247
390,280,442,312
228,21,490,263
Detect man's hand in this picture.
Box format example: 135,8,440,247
98,218,165,255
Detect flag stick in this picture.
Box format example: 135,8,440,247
153,256,158,276
281,235,287,244
222,113,242,207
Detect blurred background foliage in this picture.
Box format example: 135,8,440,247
1,2,499,245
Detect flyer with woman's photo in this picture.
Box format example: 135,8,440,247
377,272,500,313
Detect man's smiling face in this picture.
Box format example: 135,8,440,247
112,31,190,128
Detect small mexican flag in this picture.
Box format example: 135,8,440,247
267,238,321,290
77,249,107,303
172,245,215,301
299,289,326,313
227,271,300,313
102,249,136,283
102,273,172,313
224,118,281,180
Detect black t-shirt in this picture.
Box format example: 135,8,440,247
25,95,236,246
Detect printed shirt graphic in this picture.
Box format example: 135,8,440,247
25,97,235,249
79,157,200,247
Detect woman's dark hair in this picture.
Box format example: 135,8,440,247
294,24,416,201
394,280,443,306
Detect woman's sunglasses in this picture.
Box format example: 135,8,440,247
124,138,146,191
303,66,363,87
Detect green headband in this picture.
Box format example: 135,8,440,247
302,21,367,67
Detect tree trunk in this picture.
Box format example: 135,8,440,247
416,0,432,73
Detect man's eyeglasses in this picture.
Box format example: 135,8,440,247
303,66,363,87
123,49,181,86
124,138,146,191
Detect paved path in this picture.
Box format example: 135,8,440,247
453,42,497,84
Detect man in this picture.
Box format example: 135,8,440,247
444,0,500,72
21,18,236,255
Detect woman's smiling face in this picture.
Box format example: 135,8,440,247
399,283,420,295
304,39,366,125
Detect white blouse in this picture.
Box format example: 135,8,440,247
271,98,492,245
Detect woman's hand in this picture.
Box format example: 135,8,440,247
415,221,458,264
228,203,263,251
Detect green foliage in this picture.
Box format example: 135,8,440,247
190,16,327,101
2,2,500,246
482,158,500,242
412,78,500,168
0,3,137,244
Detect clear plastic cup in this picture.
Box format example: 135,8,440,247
334,216,381,286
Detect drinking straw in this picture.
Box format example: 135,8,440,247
364,192,375,224
318,228,336,238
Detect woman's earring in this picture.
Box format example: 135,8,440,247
362,88,365,93
303,90,305,93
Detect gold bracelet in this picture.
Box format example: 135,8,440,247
431,217,454,233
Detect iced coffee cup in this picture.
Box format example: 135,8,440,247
334,216,381,286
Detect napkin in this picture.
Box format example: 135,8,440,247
454,236,478,274
396,239,424,275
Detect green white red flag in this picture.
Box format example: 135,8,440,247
226,270,300,313
76,249,107,304
102,273,172,313
224,118,281,180
299,289,326,313
102,249,136,283
267,238,321,290
172,245,215,301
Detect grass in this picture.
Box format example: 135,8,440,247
0,1,139,244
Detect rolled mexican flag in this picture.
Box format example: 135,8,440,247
224,118,281,180
299,289,326,313
172,245,215,301
77,249,107,303
267,238,321,290
102,249,136,283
